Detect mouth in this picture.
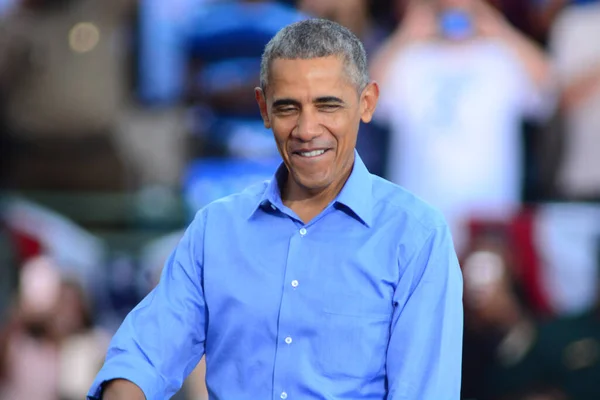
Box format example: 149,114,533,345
292,149,330,158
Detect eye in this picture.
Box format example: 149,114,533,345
275,107,297,115
319,104,341,112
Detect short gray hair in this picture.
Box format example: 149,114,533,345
260,19,369,93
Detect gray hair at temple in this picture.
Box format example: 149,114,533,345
260,19,370,93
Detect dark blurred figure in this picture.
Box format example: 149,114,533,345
487,292,600,400
0,0,137,191
461,232,538,400
461,228,600,400
297,0,391,177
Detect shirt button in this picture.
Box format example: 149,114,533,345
270,204,277,210
291,280,299,288
285,336,293,344
281,392,288,399
299,227,307,236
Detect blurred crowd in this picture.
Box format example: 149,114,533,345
0,0,599,399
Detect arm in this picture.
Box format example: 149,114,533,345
474,0,553,91
370,0,437,123
101,379,146,400
500,27,554,91
387,225,464,399
560,62,600,111
370,30,411,87
185,356,209,400
87,211,208,400
370,0,437,85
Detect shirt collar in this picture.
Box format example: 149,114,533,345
249,150,373,227
334,151,373,227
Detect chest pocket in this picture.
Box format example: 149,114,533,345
316,291,393,380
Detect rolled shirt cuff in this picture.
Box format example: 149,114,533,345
87,357,163,400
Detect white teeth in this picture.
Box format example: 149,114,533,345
299,150,326,157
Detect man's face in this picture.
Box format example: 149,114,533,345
256,56,378,194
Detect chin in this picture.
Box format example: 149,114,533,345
296,174,332,192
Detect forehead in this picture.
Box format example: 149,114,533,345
267,56,354,100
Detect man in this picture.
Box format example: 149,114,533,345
88,19,463,400
372,0,556,253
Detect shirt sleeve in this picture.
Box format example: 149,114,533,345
87,210,208,400
387,224,464,400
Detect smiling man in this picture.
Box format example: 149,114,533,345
88,19,463,400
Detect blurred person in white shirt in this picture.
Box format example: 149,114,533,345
549,0,600,200
371,0,556,252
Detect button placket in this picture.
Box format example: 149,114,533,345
273,225,308,400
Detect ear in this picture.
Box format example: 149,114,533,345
359,81,380,124
255,87,271,129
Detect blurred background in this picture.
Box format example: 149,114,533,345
0,0,599,399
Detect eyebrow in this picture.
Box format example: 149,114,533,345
314,96,345,104
272,98,300,108
272,96,346,108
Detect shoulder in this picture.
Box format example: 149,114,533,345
370,175,449,243
191,180,268,226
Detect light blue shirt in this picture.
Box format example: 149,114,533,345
88,153,463,400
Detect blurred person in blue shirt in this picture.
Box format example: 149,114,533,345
138,0,308,158
89,19,463,400
183,0,308,158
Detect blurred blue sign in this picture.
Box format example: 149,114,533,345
183,157,282,216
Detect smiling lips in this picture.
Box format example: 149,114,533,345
297,149,327,158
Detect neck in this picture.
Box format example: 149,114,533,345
282,158,354,223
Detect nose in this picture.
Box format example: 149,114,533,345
293,108,323,142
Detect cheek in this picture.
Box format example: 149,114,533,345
271,121,293,146
326,115,358,147
271,127,295,161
